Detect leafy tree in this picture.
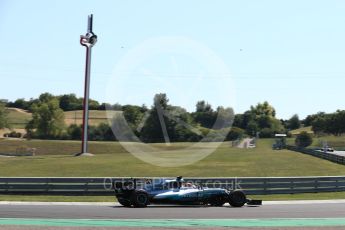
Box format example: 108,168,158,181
140,94,199,142
312,110,345,136
7,98,30,110
59,94,82,111
287,114,301,130
192,101,217,129
246,101,285,137
89,99,100,110
26,98,65,139
0,102,9,129
122,105,147,129
250,101,276,120
295,131,313,148
259,128,274,138
6,98,39,111
233,111,254,130
246,120,258,136
311,116,328,135
99,103,114,110
233,114,244,129
250,101,276,129
38,92,55,103
332,110,345,135
140,93,171,142
196,100,212,112
303,112,325,127
214,106,234,129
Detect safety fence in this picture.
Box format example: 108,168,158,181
1,176,345,195
286,145,345,165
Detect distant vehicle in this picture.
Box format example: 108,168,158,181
113,176,262,208
320,147,334,152
273,133,287,150
248,143,256,148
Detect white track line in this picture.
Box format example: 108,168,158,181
264,199,345,205
0,201,115,206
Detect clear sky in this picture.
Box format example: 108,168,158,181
1,0,345,119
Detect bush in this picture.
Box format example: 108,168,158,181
67,124,82,140
4,131,22,138
259,128,274,138
90,123,116,141
295,131,313,148
226,127,245,141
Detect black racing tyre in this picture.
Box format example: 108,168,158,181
118,198,132,207
130,190,149,208
209,196,226,207
228,190,246,207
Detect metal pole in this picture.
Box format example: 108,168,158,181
76,14,97,156
81,46,91,153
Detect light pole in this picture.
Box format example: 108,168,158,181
76,14,97,156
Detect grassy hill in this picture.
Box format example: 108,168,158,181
289,126,313,135
64,110,120,126
5,108,32,129
0,138,344,177
287,128,345,149
310,135,345,149
4,108,119,129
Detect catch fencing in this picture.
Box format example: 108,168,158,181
1,176,345,195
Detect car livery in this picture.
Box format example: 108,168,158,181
113,176,262,208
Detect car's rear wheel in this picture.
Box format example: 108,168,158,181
118,198,132,207
131,190,149,208
228,190,246,207
209,196,226,206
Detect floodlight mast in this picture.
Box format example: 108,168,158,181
76,14,97,156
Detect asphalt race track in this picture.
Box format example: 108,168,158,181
1,201,345,229
1,202,345,219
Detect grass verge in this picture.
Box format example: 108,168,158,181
1,139,345,177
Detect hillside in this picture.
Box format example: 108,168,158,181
5,108,32,129
4,108,120,129
289,126,313,136
64,110,120,126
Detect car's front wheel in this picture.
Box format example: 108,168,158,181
228,190,246,207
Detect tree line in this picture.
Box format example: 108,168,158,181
2,92,345,142
5,93,121,112
305,111,345,136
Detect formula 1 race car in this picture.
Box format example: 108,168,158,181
113,176,262,208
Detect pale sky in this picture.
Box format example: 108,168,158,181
1,0,345,119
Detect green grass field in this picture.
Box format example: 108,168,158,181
1,138,345,177
1,138,345,201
